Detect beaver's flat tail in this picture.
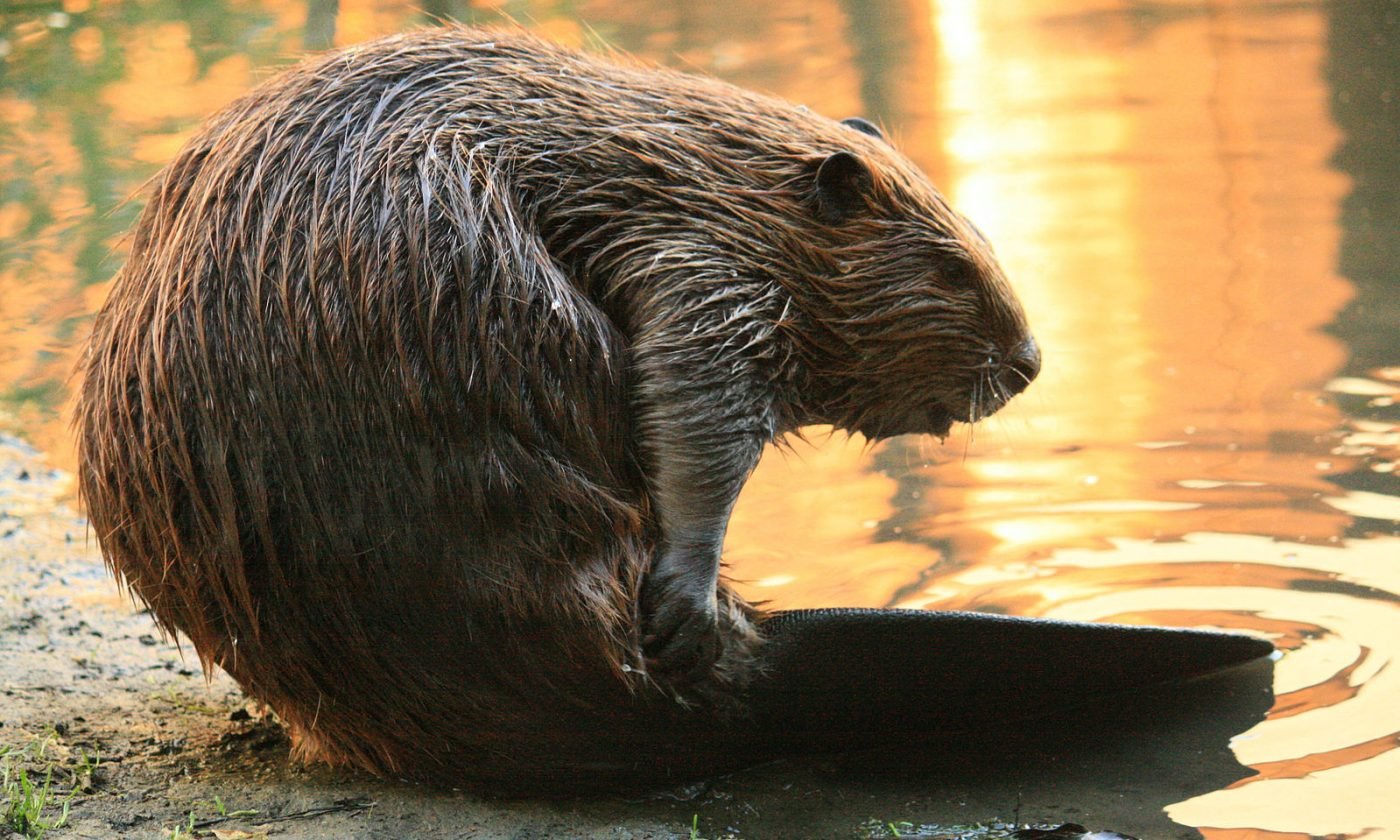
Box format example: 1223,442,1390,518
747,608,1273,742
547,608,1274,794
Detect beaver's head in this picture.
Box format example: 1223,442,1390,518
788,118,1040,441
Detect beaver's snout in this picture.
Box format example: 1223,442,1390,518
958,335,1040,425
1002,336,1041,397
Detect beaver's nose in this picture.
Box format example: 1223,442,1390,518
999,337,1041,397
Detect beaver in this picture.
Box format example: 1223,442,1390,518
77,26,1042,790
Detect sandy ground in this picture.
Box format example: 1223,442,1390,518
0,433,1269,839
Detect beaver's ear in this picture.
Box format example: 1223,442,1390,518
841,117,884,141
815,151,873,223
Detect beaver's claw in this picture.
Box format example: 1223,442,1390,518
640,571,722,693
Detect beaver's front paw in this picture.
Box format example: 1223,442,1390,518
640,569,722,692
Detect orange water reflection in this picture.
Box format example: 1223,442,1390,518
2,1,1398,837
728,2,1398,837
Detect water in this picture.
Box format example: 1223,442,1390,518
1,1,1396,837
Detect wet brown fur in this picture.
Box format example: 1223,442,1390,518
77,27,1034,790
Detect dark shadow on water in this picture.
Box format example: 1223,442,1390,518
834,658,1272,802
1326,0,1400,380
705,653,1273,839
612,609,1276,838
1325,0,1400,528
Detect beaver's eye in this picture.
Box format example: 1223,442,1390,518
936,255,976,289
